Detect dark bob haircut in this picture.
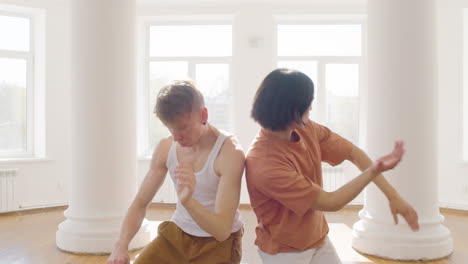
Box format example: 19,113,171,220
251,68,314,131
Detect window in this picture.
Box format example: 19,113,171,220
277,22,365,195
141,24,232,156
0,12,33,158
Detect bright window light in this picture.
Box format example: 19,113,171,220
150,25,232,57
0,58,27,153
0,15,29,52
326,64,359,97
278,24,361,56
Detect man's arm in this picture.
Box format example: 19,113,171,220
107,138,171,264
346,144,419,231
177,138,245,242
312,141,405,213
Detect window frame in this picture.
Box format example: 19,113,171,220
0,10,35,159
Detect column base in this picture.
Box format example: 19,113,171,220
352,216,453,260
56,217,159,254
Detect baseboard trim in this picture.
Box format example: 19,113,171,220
147,203,254,210
439,202,468,212
440,207,468,216
147,203,362,211
148,203,176,209
0,205,68,216
341,204,364,211
1,202,467,216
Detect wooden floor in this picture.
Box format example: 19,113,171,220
0,206,467,264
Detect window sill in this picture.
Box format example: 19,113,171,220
138,156,152,161
0,158,51,164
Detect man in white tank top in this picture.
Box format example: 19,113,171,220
107,80,245,264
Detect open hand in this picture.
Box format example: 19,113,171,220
372,141,405,174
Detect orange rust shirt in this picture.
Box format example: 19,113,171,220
245,120,354,254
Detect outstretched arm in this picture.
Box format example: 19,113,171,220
347,141,419,231
107,138,171,264
312,141,406,214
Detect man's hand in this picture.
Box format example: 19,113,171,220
389,196,420,231
175,162,196,205
107,243,130,264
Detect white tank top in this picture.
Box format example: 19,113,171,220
166,131,243,237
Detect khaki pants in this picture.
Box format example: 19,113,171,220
134,221,243,264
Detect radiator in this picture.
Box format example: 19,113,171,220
322,165,364,204
0,169,17,213
322,165,345,192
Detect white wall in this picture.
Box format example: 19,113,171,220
436,0,468,210
0,0,71,210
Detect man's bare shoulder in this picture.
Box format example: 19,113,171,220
150,136,173,167
159,136,173,150
220,135,245,161
213,135,245,177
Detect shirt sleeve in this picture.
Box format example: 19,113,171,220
313,122,354,166
256,160,322,216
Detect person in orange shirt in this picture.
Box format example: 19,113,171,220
245,68,420,264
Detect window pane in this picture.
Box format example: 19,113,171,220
195,64,230,131
0,15,30,52
148,61,189,151
326,64,360,144
278,60,319,120
0,58,27,153
326,64,359,97
278,25,361,56
150,25,232,57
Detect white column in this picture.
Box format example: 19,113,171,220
56,0,152,253
352,0,453,260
